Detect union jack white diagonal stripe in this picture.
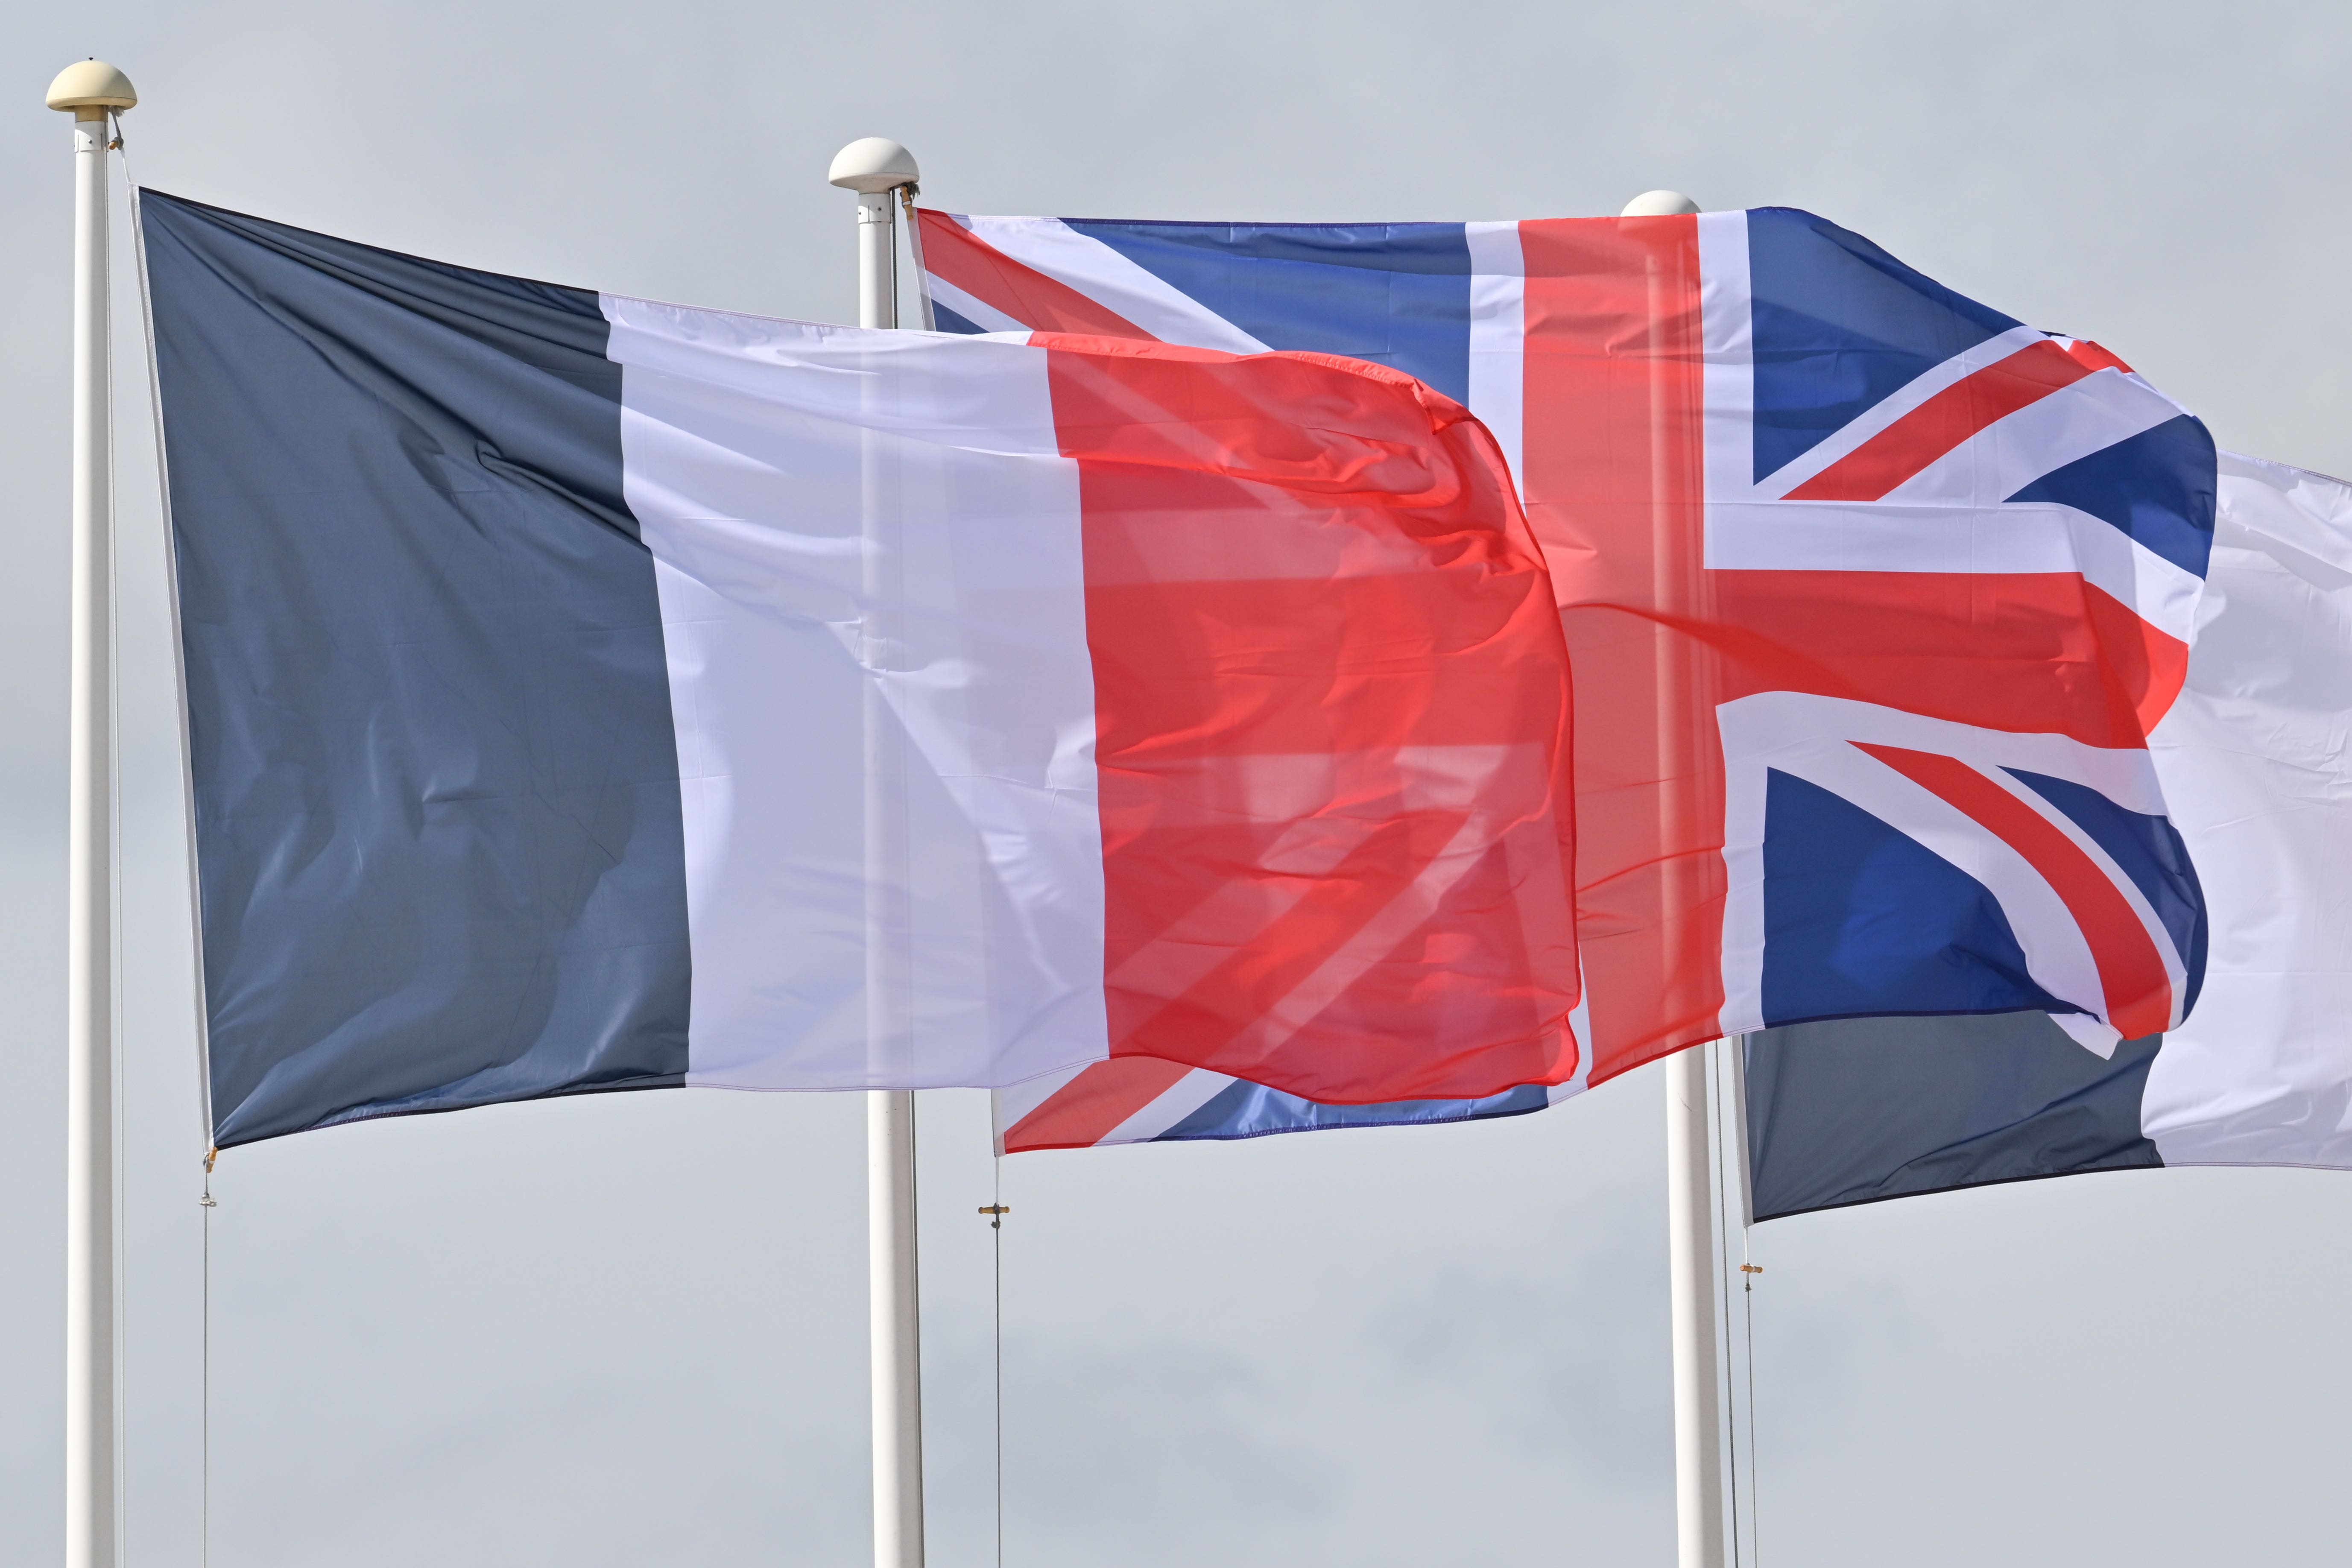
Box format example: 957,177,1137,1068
919,206,2215,1152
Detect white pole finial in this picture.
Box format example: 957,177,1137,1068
830,137,921,194
47,59,137,120
834,138,920,334
1623,189,1702,217
837,137,927,1568
55,56,131,1568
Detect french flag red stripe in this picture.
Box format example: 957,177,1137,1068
1046,336,1583,1103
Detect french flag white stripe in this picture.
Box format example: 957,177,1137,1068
603,296,1113,1090
2145,455,2352,1161
960,215,1273,355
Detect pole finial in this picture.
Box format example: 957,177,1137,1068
1622,189,1701,217
830,138,920,194
47,59,136,117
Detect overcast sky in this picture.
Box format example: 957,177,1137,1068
5,3,2351,1564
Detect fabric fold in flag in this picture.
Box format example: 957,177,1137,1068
143,191,1579,1147
995,1053,1576,1155
934,205,2219,1147
1746,453,2352,1217
1008,453,2352,1181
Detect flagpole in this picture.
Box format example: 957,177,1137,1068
48,57,135,1568
1665,1046,1726,1568
830,135,926,1568
1620,184,1726,1568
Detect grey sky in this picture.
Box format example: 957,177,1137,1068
4,2,2349,1563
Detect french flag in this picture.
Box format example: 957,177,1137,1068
142,192,1580,1148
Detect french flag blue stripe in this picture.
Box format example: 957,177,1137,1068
143,190,692,1148
1744,1014,2163,1220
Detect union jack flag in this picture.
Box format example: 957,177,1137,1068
917,207,2215,1151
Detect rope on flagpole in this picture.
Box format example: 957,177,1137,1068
1715,1037,1766,1567
104,108,130,1568
899,186,936,333
120,126,216,1161
1741,1224,1762,1567
123,125,222,1568
200,1152,213,1568
1710,1041,1742,1568
980,1169,1010,1568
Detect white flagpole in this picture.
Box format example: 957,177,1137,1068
47,56,136,1568
830,135,926,1568
1665,1045,1726,1568
1619,184,1727,1568
1725,1035,1754,1232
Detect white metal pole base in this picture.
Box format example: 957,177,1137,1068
1666,1046,1726,1568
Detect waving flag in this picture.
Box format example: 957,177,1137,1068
1746,453,2352,1217
144,192,1578,1147
1004,450,2352,1191
924,207,2219,1151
